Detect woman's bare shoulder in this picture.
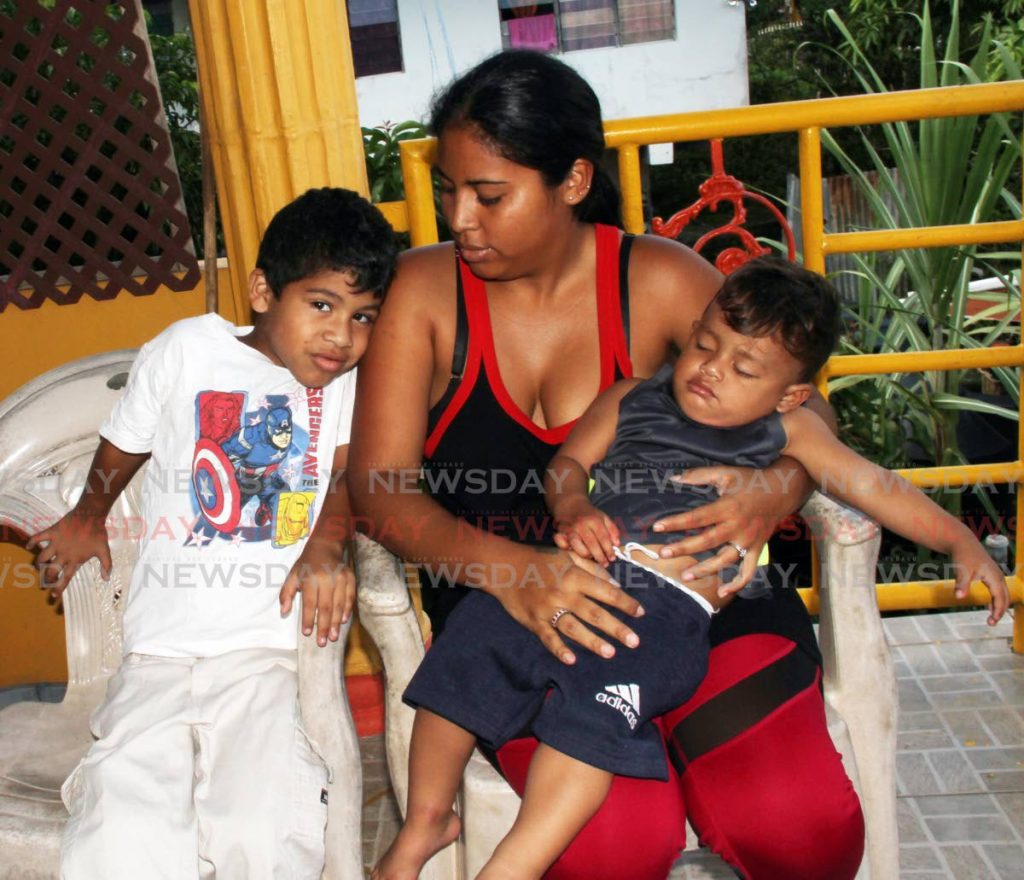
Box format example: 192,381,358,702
384,243,457,317
393,242,456,288
370,243,459,399
623,235,722,366
396,241,455,272
628,234,722,298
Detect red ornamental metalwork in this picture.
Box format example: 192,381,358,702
652,139,797,274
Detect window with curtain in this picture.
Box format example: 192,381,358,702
617,0,675,45
499,0,674,53
559,0,618,51
498,1,559,51
347,0,403,77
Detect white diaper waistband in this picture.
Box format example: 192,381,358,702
613,542,715,617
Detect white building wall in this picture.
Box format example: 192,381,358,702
354,0,749,128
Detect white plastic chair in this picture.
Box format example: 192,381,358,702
357,492,899,880
0,352,363,879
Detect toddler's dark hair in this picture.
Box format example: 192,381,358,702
256,187,398,298
715,258,842,381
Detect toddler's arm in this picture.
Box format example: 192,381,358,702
279,444,356,646
27,439,150,597
547,458,621,566
783,407,1009,624
546,381,638,566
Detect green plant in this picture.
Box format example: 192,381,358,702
652,0,1024,225
821,1,1022,525
148,25,207,256
361,120,428,203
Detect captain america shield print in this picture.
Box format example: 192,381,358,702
190,389,321,548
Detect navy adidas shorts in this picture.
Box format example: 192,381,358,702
403,561,710,780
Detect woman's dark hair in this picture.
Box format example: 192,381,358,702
429,51,621,227
715,258,842,381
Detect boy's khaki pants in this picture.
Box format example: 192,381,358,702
60,647,328,879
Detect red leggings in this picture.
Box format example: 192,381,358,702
495,635,865,880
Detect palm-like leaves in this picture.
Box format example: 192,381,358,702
821,0,1022,509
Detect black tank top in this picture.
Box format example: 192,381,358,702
420,223,634,630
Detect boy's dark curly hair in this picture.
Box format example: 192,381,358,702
256,187,398,298
715,257,842,381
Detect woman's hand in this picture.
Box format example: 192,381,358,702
652,462,807,596
489,549,643,665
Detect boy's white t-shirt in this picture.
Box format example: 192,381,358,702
100,313,355,657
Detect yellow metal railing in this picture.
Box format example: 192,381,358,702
375,200,409,234
396,81,1024,650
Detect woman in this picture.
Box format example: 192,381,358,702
349,51,864,880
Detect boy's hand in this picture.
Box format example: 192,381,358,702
553,498,621,566
27,512,112,598
950,536,1009,626
279,542,355,647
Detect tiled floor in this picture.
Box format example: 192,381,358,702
360,610,1024,879
888,611,1023,880
361,734,403,875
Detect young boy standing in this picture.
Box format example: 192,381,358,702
29,188,397,879
374,258,1008,880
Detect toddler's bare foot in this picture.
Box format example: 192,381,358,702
371,808,461,880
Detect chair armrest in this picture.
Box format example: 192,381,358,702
298,615,361,879
354,534,461,880
353,533,425,812
800,491,888,691
800,490,899,879
800,490,878,549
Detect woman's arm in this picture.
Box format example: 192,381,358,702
658,392,836,589
624,235,721,376
347,247,642,664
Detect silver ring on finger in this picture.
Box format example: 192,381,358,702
550,607,572,629
727,541,748,560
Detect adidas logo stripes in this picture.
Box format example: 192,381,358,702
594,683,640,729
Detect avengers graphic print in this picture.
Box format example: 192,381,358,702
190,386,325,548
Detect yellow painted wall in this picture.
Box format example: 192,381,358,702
2,273,241,399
